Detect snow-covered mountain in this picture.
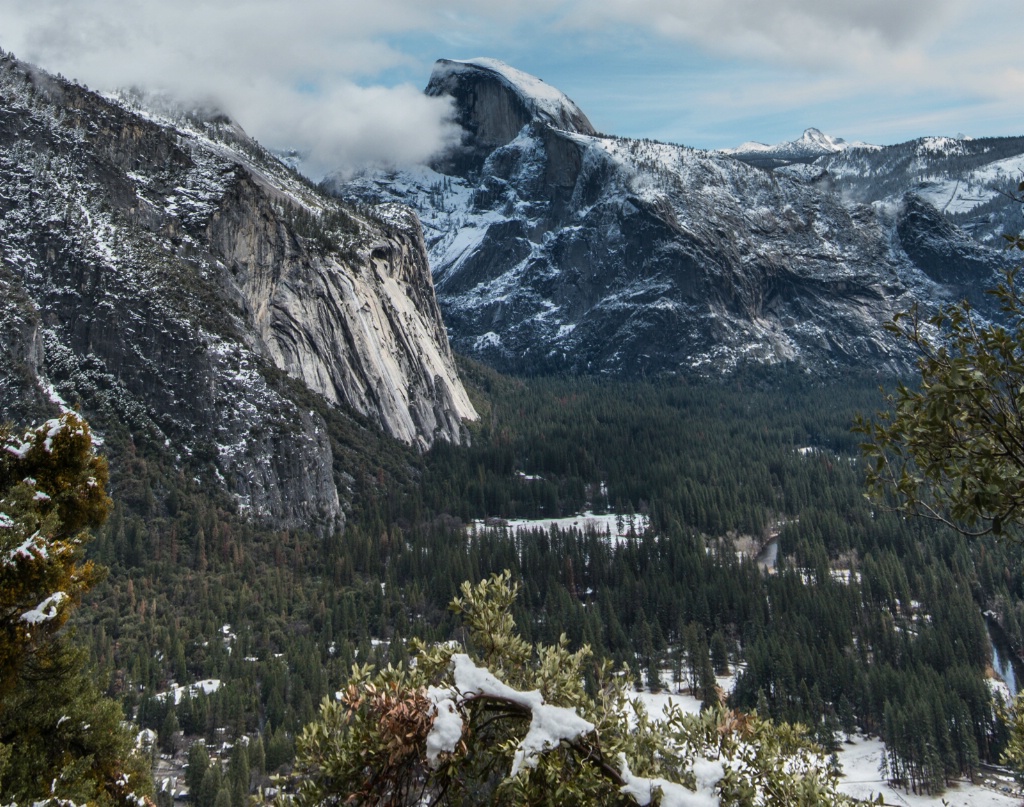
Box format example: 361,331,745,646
813,135,1024,246
330,59,1013,378
0,52,476,529
721,128,879,169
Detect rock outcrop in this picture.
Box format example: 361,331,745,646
0,52,476,531
425,58,596,177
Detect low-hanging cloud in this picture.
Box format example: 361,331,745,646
0,0,473,174
0,0,1019,162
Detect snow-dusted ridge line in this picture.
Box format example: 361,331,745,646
720,127,880,159
336,57,1017,378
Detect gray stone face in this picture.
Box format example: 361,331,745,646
425,58,596,178
0,53,475,531
337,59,1016,378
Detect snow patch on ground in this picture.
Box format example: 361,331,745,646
470,511,648,542
835,736,1020,807
156,679,222,705
636,676,1018,807
634,674,736,721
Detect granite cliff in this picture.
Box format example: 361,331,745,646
0,53,476,531
335,59,1015,378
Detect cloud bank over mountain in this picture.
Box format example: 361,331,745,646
0,0,1019,161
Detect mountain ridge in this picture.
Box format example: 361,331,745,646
720,127,880,168
332,58,1015,379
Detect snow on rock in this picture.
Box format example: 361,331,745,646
720,128,881,167
0,53,477,535
430,58,595,136
339,66,943,378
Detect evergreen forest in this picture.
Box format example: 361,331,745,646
65,360,1024,801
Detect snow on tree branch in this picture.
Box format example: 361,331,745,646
426,653,596,776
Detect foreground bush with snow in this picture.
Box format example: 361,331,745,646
279,572,855,806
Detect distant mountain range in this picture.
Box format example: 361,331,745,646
719,127,878,168
331,58,1019,378
3,50,1021,524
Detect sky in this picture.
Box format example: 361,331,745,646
0,0,1021,176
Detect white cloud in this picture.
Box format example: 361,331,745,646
555,0,1023,145
0,0,1020,161
565,0,958,67
0,0,468,173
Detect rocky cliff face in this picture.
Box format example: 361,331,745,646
204,173,474,449
425,58,596,177
0,53,475,530
334,59,1014,378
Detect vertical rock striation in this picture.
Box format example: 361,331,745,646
0,52,475,531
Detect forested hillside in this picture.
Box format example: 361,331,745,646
61,361,1024,801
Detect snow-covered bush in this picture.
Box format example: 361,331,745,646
280,572,855,806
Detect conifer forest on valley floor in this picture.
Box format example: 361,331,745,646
67,361,1024,798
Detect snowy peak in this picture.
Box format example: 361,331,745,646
430,58,595,136
727,128,841,154
426,58,595,176
722,128,876,168
798,127,846,150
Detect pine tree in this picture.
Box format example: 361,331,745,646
0,414,107,696
198,765,222,807
185,741,210,801
0,414,152,805
249,734,266,777
228,740,250,807
710,631,730,675
160,706,181,754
